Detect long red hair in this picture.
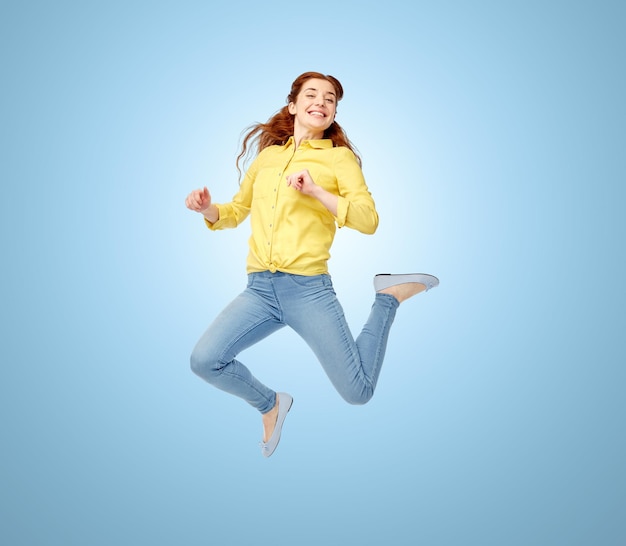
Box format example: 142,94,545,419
236,72,361,179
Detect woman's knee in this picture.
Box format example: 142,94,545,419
340,389,374,406
190,345,222,381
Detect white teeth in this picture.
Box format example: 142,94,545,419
309,111,324,117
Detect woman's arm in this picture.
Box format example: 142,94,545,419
332,148,379,234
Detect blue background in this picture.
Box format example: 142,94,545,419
2,1,624,545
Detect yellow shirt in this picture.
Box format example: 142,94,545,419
206,137,379,275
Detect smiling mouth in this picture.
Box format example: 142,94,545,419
308,111,326,118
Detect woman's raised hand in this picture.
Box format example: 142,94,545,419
286,169,338,216
286,169,316,196
185,186,212,213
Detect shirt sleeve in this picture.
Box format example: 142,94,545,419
204,159,257,231
333,148,379,234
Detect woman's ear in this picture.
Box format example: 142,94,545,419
288,102,296,115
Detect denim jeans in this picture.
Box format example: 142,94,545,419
190,271,399,414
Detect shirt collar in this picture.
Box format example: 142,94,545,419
284,136,333,150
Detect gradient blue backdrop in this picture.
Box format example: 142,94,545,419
2,1,624,545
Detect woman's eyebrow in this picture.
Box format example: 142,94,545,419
304,87,336,97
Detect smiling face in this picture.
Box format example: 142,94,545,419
288,78,338,140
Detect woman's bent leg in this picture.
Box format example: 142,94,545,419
280,274,399,404
190,285,284,414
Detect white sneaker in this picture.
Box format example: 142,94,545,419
374,273,440,292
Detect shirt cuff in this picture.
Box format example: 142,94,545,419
203,204,228,230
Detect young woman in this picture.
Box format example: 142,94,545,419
185,71,438,457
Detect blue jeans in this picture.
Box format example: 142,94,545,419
190,271,399,414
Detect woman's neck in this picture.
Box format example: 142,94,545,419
293,127,324,148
